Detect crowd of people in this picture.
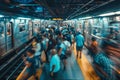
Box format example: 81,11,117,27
20,25,116,80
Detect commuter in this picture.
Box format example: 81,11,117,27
32,38,41,56
32,38,37,48
47,35,57,62
50,49,61,80
87,37,98,57
58,36,70,70
75,32,84,59
70,32,75,49
41,34,49,51
91,37,98,48
56,32,63,51
31,38,42,69
41,34,49,62
92,46,114,80
47,35,56,52
22,49,36,80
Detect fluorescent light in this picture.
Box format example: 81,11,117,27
99,12,115,16
0,14,4,17
79,16,92,20
115,11,120,14
17,17,31,19
99,11,120,17
85,16,92,19
10,19,14,22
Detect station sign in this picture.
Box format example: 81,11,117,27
52,18,63,20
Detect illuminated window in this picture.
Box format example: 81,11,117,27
18,23,25,32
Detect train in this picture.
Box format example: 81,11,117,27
0,14,54,58
64,15,120,79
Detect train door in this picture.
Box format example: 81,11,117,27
28,20,33,39
33,20,40,36
83,20,90,42
5,19,14,51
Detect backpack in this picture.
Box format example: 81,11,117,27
63,41,72,57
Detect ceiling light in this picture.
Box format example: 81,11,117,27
17,17,31,20
98,11,120,17
0,14,4,17
79,16,92,20
115,11,120,14
99,12,115,16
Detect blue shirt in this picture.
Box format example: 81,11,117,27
60,42,67,55
50,54,60,72
26,56,36,74
42,38,49,50
93,53,114,79
75,34,84,47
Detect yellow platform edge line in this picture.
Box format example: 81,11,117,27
16,67,42,80
73,47,100,80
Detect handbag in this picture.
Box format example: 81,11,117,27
40,51,46,63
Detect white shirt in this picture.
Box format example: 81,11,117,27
50,54,60,72
59,40,71,55
35,43,41,56
64,40,71,47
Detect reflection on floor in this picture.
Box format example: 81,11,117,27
73,46,100,80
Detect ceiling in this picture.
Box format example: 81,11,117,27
0,0,119,19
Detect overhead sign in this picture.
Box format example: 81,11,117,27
52,18,63,20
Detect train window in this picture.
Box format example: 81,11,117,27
28,20,32,30
18,23,25,32
0,21,4,37
6,22,11,35
92,26,101,36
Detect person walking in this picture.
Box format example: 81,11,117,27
50,49,61,80
75,32,84,59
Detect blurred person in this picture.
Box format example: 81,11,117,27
32,38,41,56
32,38,37,48
58,36,71,70
91,46,114,80
75,32,84,59
50,49,61,80
41,34,49,62
22,49,36,80
47,35,57,62
89,37,98,56
32,38,42,69
41,34,49,51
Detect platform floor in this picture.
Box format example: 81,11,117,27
39,46,100,80
40,51,84,80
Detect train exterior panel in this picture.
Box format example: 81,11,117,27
0,17,43,57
